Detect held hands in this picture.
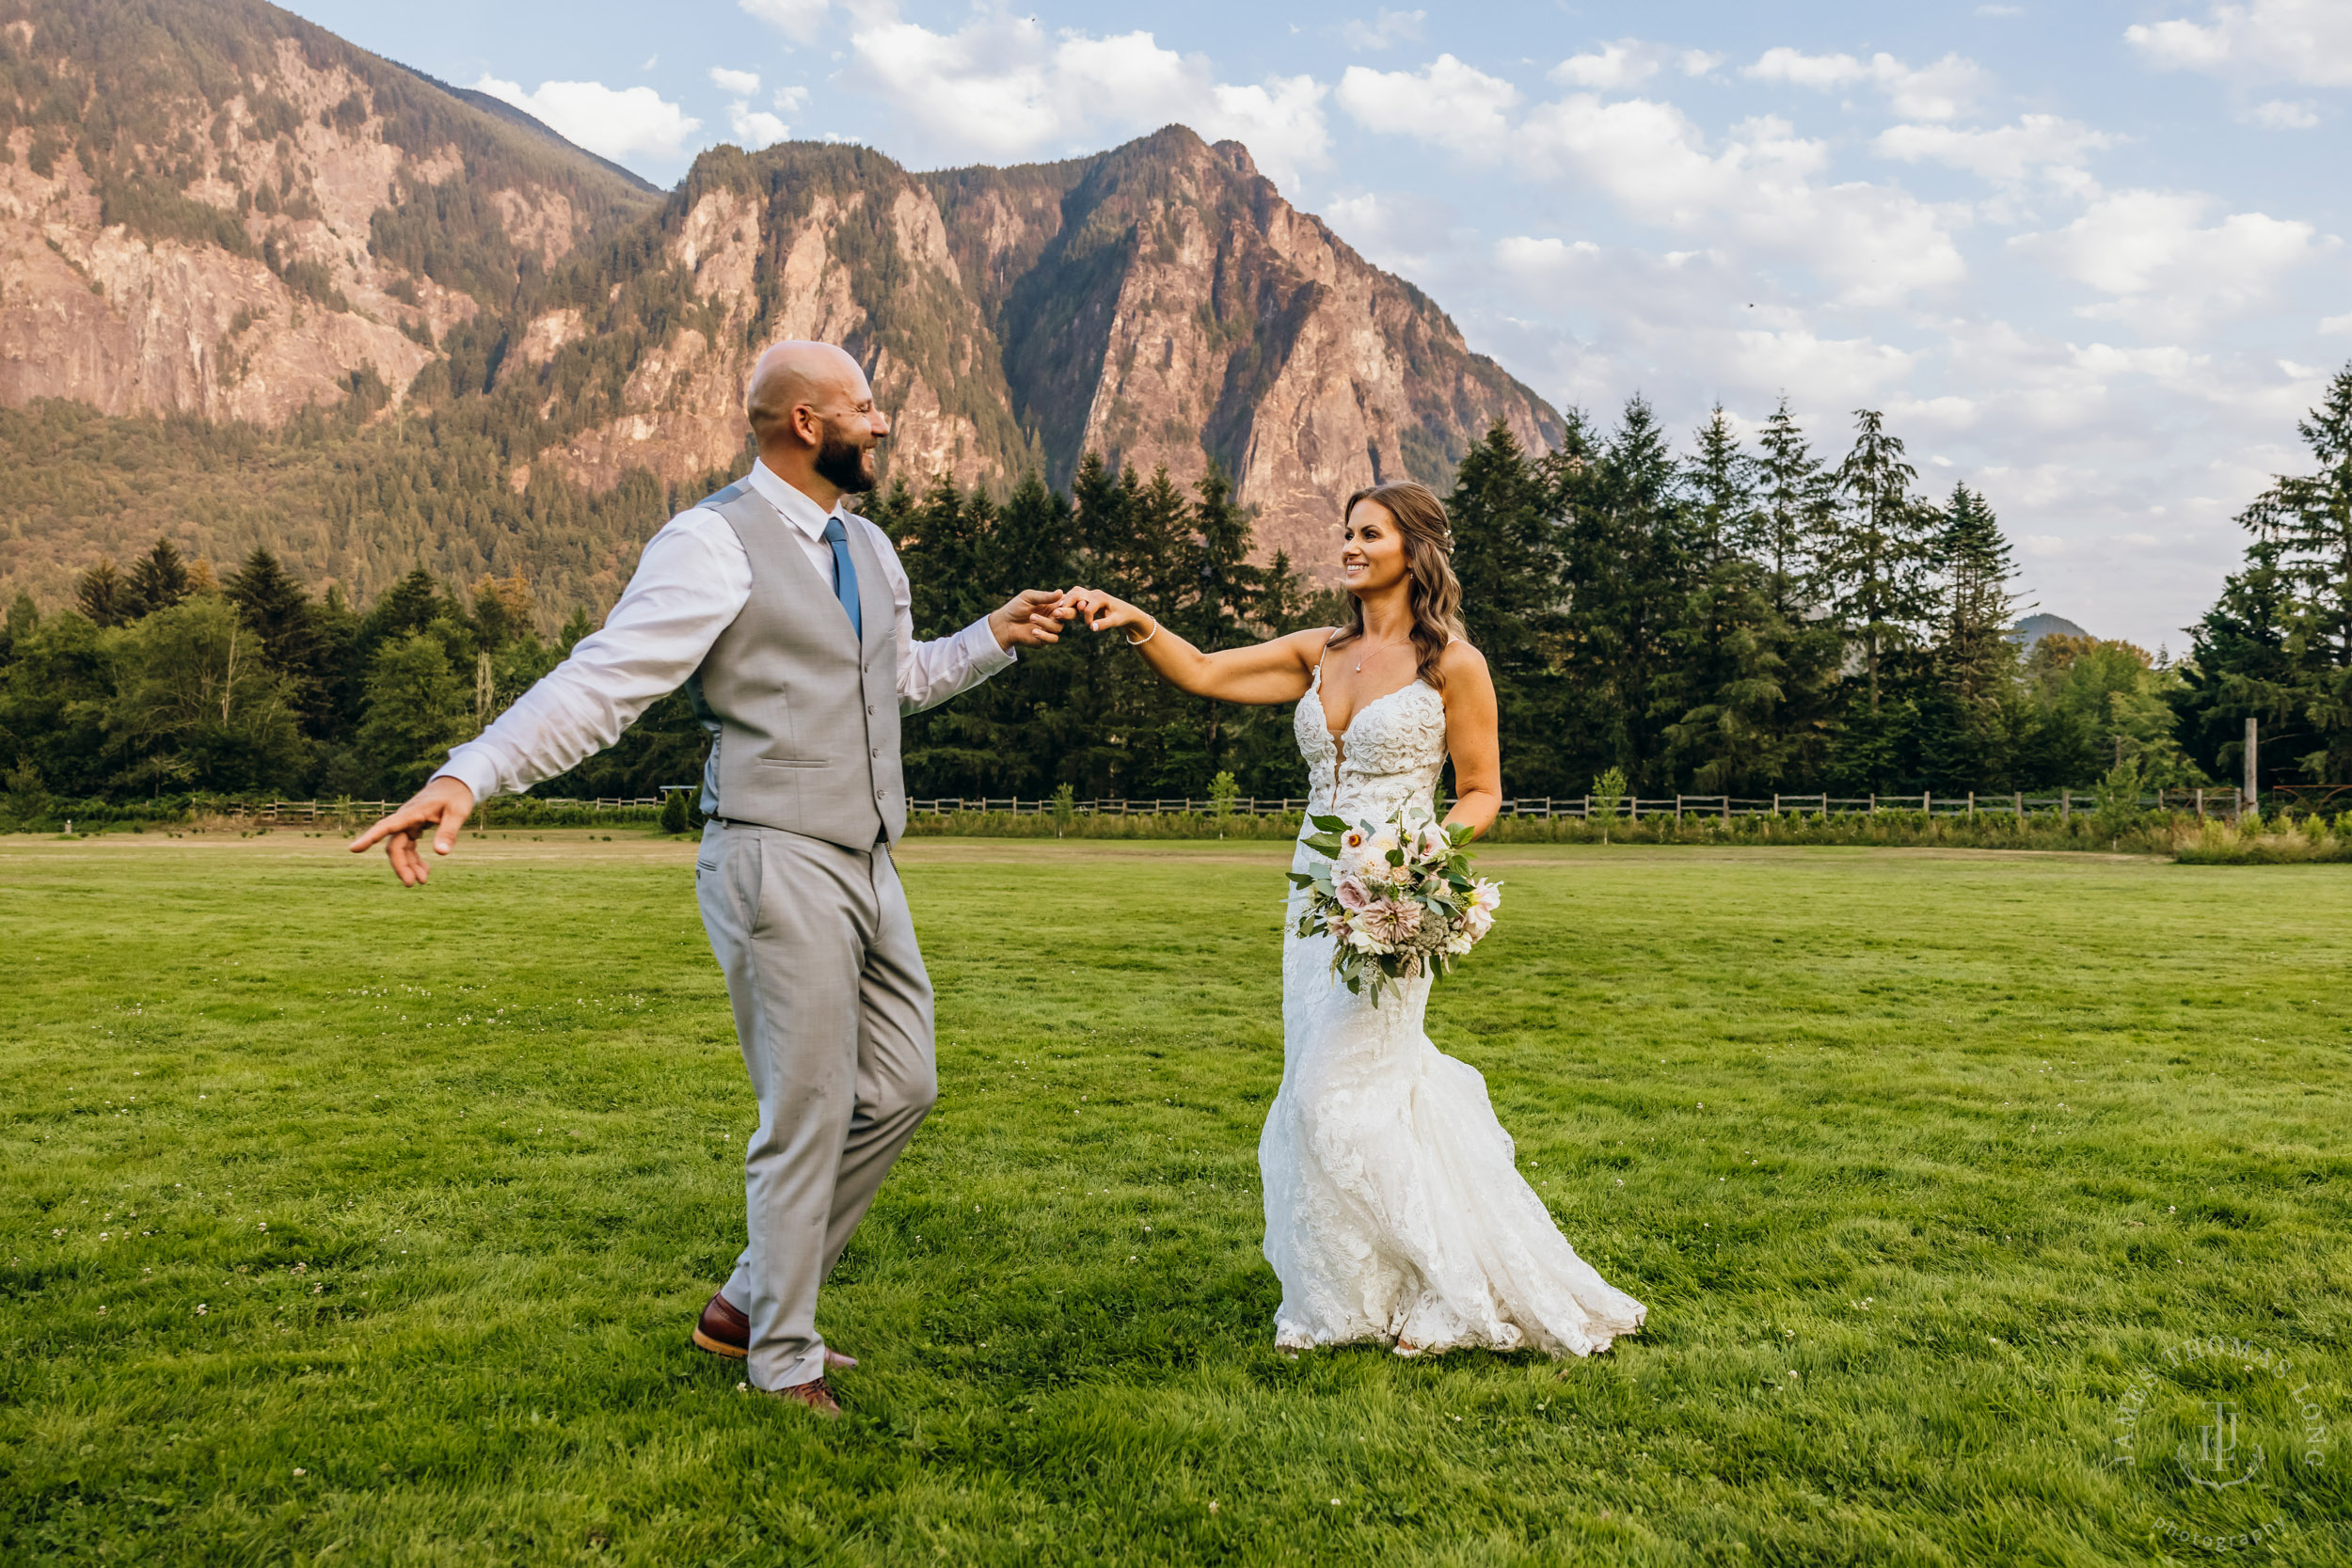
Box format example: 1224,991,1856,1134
346,775,476,886
989,589,1078,650
1064,587,1152,641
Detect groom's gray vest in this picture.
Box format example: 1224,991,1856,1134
684,479,903,847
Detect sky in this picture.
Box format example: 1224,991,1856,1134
280,0,2352,651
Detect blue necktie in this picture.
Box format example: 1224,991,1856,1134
822,516,862,640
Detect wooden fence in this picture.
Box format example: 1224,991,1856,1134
213,786,2254,825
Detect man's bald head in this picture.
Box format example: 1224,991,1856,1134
745,341,889,499
745,341,867,438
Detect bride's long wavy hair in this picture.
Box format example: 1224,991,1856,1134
1327,481,1467,690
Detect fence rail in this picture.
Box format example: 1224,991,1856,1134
171,786,2257,826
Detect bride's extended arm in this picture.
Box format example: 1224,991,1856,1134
1066,587,1327,705
1438,641,1502,838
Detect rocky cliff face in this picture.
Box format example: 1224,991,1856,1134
513,129,1562,573
0,0,653,425
0,2,1554,600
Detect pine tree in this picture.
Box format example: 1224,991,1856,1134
1917,483,2023,790
1558,397,1687,793
1682,406,1757,566
2172,540,2298,789
2235,362,2352,781
75,559,128,627
1825,408,1938,715
124,537,192,618
1754,398,1837,616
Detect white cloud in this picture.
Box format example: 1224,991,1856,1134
1513,97,1967,304
1339,55,1518,153
1550,40,1658,90
1342,9,1424,51
2126,1,2352,87
2247,98,2319,128
473,75,702,164
1547,40,1723,91
710,66,762,96
727,102,791,149
2323,311,2352,335
823,16,1330,187
1743,48,1991,120
1874,115,2118,183
739,0,834,46
773,86,810,114
2012,188,2333,328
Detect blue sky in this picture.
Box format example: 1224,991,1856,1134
281,0,2352,650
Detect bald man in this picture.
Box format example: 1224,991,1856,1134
351,341,1070,1416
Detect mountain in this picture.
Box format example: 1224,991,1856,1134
510,127,1562,575
0,1,1559,611
0,0,655,425
2013,612,2090,649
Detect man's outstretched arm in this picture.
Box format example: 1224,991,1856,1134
347,515,753,884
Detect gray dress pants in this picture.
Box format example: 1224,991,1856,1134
694,818,936,1389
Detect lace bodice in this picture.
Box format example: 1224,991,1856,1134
1293,665,1448,825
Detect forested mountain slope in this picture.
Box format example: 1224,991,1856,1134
0,1,1558,613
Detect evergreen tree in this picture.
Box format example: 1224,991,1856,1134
2171,540,2298,789
1449,420,1567,796
75,559,128,627
226,547,332,735
1754,398,1838,616
2,590,34,662
124,537,192,618
1682,406,1757,566
104,596,307,795
355,630,472,796
1918,484,2022,789
1663,411,1802,794
2233,362,2352,782
1825,407,1939,721
1558,397,1687,793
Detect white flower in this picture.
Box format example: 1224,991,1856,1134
1463,905,1494,939
1470,879,1502,913
1444,932,1474,956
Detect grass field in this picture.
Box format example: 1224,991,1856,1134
2,832,2347,1566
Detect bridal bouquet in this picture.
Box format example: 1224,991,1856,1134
1289,805,1502,1003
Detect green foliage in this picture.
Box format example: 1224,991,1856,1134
1208,769,1238,817
103,594,306,796
659,786,689,834
355,629,469,796
2177,362,2352,789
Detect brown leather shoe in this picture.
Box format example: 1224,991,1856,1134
765,1376,840,1418
691,1291,859,1370
691,1291,749,1360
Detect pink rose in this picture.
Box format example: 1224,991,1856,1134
1335,874,1373,911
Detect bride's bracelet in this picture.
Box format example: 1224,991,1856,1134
1127,616,1159,647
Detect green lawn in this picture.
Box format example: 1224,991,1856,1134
2,832,2346,1566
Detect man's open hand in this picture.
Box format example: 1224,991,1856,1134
346,776,476,886
989,589,1075,650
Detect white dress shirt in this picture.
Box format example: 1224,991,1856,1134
435,459,1014,803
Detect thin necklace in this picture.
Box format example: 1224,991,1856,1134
1353,635,1407,673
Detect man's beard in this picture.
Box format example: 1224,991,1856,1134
814,428,878,493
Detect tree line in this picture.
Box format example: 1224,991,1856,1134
6,368,2350,816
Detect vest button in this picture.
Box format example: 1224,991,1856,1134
866,704,876,715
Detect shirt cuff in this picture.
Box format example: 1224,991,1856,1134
433,747,504,805
962,615,1019,673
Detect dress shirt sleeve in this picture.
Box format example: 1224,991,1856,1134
434,511,752,801
861,517,1018,715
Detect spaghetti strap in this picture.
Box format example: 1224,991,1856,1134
1312,627,1339,684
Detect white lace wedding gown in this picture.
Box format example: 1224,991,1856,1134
1260,664,1648,1357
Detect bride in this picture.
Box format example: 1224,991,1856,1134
1067,480,1646,1359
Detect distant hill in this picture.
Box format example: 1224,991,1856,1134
2013,613,2091,648
0,0,1562,613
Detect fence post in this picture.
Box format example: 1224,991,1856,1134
1721,795,1730,822
1967,791,1976,818
2244,717,2259,815
1675,795,1684,822
2195,787,2205,820
1924,791,1932,816
2061,788,2071,822
1869,794,1877,816
2013,790,2023,819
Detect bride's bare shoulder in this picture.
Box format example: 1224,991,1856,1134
1270,626,1343,665
1438,637,1490,680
